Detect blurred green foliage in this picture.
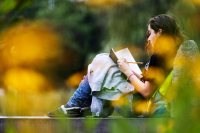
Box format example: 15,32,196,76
169,0,200,46
0,0,16,13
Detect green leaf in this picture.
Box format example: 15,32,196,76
0,0,17,13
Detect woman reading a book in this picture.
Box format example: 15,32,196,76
48,14,183,117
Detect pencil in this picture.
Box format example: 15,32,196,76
127,62,143,64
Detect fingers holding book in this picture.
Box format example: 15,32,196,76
117,58,143,65
117,58,132,76
109,48,142,75
117,58,128,65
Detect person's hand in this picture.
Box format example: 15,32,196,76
117,58,132,76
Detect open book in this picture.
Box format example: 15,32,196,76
109,48,142,75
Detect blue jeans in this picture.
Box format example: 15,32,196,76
66,76,92,108
66,75,114,117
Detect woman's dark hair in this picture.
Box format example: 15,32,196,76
148,14,183,44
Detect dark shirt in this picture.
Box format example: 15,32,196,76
142,54,172,90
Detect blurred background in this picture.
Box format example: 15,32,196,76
0,0,200,132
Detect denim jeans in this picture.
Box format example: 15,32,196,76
66,75,92,108
66,75,113,117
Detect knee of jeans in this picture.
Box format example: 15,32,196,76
92,53,113,66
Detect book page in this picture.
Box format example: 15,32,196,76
115,48,142,75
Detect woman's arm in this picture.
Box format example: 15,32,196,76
117,58,155,98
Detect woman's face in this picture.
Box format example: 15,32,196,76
146,25,160,56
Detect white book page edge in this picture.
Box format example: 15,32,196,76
115,48,142,75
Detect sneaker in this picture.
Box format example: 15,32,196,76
80,107,92,116
48,105,81,117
